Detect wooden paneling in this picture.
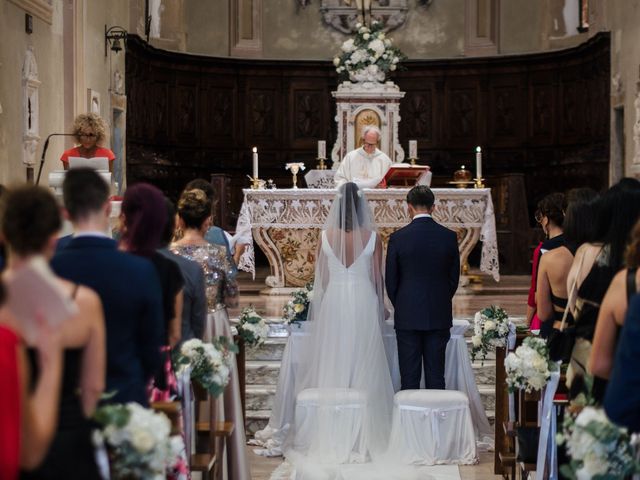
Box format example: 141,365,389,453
126,33,610,269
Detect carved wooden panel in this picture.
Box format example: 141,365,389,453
174,84,197,140
529,82,555,143
201,87,236,141
401,90,434,142
446,84,479,145
293,90,322,140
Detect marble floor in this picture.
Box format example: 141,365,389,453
234,268,529,480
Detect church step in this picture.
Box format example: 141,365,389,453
246,360,282,385
245,338,288,361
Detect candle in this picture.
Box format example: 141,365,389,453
475,146,482,179
318,140,326,159
409,140,417,159
252,147,259,179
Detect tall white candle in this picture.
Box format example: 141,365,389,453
252,147,259,179
475,146,482,179
318,140,326,159
409,140,417,159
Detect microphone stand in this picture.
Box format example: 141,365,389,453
36,133,75,186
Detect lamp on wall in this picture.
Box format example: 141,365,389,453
105,25,128,57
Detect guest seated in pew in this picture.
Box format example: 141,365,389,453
158,199,207,342
589,219,640,396
0,281,63,480
52,168,164,407
1,185,105,479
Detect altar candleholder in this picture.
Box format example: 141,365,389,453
409,156,418,166
247,175,265,190
285,162,306,189
473,177,485,189
316,157,327,170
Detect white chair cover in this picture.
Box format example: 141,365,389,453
386,390,477,465
293,388,368,463
176,366,194,461
535,365,561,480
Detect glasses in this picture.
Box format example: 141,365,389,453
79,133,96,138
363,142,377,147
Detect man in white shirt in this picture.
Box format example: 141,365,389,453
334,125,392,188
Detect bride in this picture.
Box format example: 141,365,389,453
283,182,396,476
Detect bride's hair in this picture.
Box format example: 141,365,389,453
338,182,365,232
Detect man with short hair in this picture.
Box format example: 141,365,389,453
334,125,392,188
52,168,163,406
385,185,460,390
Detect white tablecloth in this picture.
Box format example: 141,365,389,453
252,319,493,456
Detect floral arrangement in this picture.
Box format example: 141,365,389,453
173,337,237,397
470,305,510,363
504,336,558,393
558,406,640,479
93,402,188,480
237,306,270,348
333,21,406,83
283,282,314,325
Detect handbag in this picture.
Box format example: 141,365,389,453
547,252,585,362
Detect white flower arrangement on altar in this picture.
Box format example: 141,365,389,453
558,406,640,479
504,336,558,393
283,282,314,325
238,306,270,348
471,305,510,364
93,402,188,480
173,337,237,397
333,21,406,83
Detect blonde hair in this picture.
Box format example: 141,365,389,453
72,113,107,144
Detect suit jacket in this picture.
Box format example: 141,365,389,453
604,293,640,433
385,216,460,331
51,236,164,406
158,248,207,341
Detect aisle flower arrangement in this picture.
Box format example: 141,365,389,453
93,402,188,480
558,406,640,479
173,337,237,397
283,282,314,325
237,306,270,347
470,305,510,363
504,336,558,393
333,21,406,83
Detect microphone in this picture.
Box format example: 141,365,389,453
35,133,76,186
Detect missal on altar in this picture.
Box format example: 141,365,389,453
5,256,78,343
382,164,431,187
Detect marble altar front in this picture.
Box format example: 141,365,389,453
237,188,499,290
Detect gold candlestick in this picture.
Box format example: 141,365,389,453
409,156,418,166
317,157,327,170
285,162,306,189
247,175,264,190
473,177,485,189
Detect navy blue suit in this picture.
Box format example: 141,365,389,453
604,293,640,433
52,236,164,406
385,216,460,389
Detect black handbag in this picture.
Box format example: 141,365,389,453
516,426,540,463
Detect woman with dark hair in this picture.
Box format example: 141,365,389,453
566,179,640,391
1,186,105,480
526,193,566,330
171,189,248,479
120,183,184,398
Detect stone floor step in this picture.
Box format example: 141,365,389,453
246,338,288,361
246,409,271,437
246,360,282,386
246,384,278,411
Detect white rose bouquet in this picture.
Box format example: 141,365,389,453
558,406,640,479
237,306,270,348
173,336,237,397
470,305,510,363
504,336,558,393
283,282,314,325
93,402,188,480
333,21,406,83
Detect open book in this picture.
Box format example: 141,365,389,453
383,164,431,187
68,156,110,171
5,256,77,343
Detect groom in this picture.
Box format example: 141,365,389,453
385,186,460,390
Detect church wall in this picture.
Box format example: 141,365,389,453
0,0,129,187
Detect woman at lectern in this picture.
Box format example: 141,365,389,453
59,113,115,172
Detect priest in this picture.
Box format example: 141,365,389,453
334,125,392,188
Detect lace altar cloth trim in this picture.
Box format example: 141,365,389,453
236,188,500,282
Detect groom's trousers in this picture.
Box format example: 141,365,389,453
396,328,450,390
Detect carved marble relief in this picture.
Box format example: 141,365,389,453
22,46,40,168
320,0,408,34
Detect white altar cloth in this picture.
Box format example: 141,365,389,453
252,319,493,457
236,188,500,289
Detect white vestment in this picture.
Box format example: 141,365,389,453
334,147,392,188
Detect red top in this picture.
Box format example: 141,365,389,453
0,325,20,480
60,147,115,164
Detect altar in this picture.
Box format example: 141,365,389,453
236,188,499,290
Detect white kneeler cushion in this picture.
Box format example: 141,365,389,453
293,388,368,463
387,389,477,465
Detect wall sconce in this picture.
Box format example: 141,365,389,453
105,25,128,57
